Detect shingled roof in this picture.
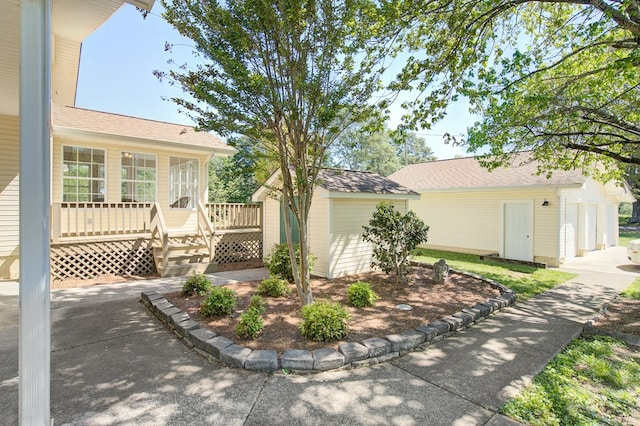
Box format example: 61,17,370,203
316,169,418,196
253,168,418,201
52,104,235,154
388,154,587,192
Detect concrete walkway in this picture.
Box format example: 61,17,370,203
0,248,638,425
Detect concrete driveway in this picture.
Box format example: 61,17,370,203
1,248,637,425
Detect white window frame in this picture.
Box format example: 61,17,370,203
169,156,199,209
62,145,106,202
120,151,157,203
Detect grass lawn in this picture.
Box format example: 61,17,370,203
621,276,640,300
501,336,640,426
411,248,576,301
501,279,640,425
619,230,640,247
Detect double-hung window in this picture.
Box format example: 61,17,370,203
62,146,105,202
121,152,156,203
169,157,198,209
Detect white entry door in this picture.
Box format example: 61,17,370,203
565,203,578,261
504,202,533,261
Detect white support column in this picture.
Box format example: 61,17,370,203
19,0,51,425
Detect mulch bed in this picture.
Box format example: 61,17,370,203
166,267,501,354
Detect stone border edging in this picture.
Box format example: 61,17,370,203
140,261,517,373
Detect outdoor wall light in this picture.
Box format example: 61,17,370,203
541,200,549,207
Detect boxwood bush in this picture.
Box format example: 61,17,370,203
347,281,379,308
181,273,211,297
235,309,264,339
258,276,291,298
200,287,237,317
264,243,315,283
248,294,266,315
299,300,350,342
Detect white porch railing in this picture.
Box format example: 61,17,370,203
207,203,262,230
50,202,152,242
197,202,216,262
150,202,169,268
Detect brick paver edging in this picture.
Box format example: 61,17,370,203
140,261,516,373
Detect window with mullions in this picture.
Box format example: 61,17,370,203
62,146,105,202
169,157,198,209
121,152,156,203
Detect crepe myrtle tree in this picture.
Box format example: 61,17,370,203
158,0,387,306
362,202,429,284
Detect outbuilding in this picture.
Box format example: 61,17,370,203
388,154,634,266
252,168,419,278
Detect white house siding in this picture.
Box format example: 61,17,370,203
262,196,280,259
52,135,210,234
0,115,20,279
329,199,406,279
309,195,329,277
410,188,560,265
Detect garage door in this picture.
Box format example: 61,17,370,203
565,203,578,261
587,204,597,251
504,202,533,261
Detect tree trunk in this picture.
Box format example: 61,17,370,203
281,179,314,307
632,201,640,224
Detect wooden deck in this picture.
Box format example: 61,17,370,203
49,202,263,280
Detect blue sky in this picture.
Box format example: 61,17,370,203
76,3,476,160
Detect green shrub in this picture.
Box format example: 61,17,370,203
200,287,237,317
235,309,264,339
347,281,379,308
248,294,266,315
258,276,292,297
264,243,315,283
299,300,350,342
362,202,429,284
182,273,211,297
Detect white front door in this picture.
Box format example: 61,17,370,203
565,203,578,261
504,202,533,261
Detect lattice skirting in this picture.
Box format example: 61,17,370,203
213,231,263,264
50,239,156,281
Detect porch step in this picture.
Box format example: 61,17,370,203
158,261,219,278
152,233,216,278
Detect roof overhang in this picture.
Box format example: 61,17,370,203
318,188,420,200
416,183,585,193
604,180,635,203
53,125,237,156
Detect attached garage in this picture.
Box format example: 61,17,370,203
253,169,419,278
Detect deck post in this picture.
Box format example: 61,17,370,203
19,0,51,424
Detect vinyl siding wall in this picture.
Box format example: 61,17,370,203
262,196,280,258
329,199,406,278
52,135,210,233
0,115,19,278
409,189,560,264
308,195,329,277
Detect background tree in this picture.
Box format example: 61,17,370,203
328,122,401,176
208,136,278,203
625,166,640,223
328,122,437,175
388,0,640,180
159,0,383,305
391,126,437,167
